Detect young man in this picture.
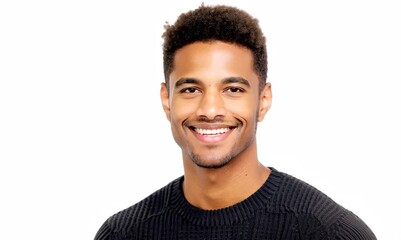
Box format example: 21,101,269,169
95,4,376,239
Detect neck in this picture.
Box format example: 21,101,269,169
182,143,271,210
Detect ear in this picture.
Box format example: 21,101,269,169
160,83,171,121
257,82,272,122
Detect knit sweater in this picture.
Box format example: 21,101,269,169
94,168,376,239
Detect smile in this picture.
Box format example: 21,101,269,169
189,126,236,144
194,127,230,135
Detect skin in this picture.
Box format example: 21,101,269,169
160,41,272,210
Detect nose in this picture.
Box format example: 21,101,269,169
196,89,226,120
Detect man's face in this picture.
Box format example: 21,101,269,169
161,41,271,168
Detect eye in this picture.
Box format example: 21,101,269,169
181,87,200,93
226,87,244,93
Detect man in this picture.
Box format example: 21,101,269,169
95,4,376,239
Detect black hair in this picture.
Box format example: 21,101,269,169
162,4,267,92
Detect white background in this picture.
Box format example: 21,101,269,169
1,0,400,239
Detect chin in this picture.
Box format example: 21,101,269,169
190,153,233,169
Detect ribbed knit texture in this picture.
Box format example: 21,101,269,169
94,168,376,239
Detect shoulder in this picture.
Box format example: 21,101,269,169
94,177,182,240
271,169,343,218
327,210,377,239
270,169,376,239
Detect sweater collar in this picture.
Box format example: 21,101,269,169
169,167,282,226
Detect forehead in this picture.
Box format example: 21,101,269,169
169,41,258,87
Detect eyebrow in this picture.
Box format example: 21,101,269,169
222,77,251,87
174,78,200,89
174,77,251,89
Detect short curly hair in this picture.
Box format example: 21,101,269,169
162,4,267,92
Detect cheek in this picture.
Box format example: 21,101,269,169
170,98,198,123
226,97,259,121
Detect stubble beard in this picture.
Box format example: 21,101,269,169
183,110,260,169
188,129,256,169
189,151,234,169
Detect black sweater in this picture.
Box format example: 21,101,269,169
95,168,376,239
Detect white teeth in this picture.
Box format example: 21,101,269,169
194,128,230,135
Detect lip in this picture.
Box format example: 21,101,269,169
189,125,236,144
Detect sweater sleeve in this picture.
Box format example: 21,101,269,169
94,219,111,240
329,211,376,240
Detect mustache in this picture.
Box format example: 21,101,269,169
196,115,225,123
184,115,242,126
